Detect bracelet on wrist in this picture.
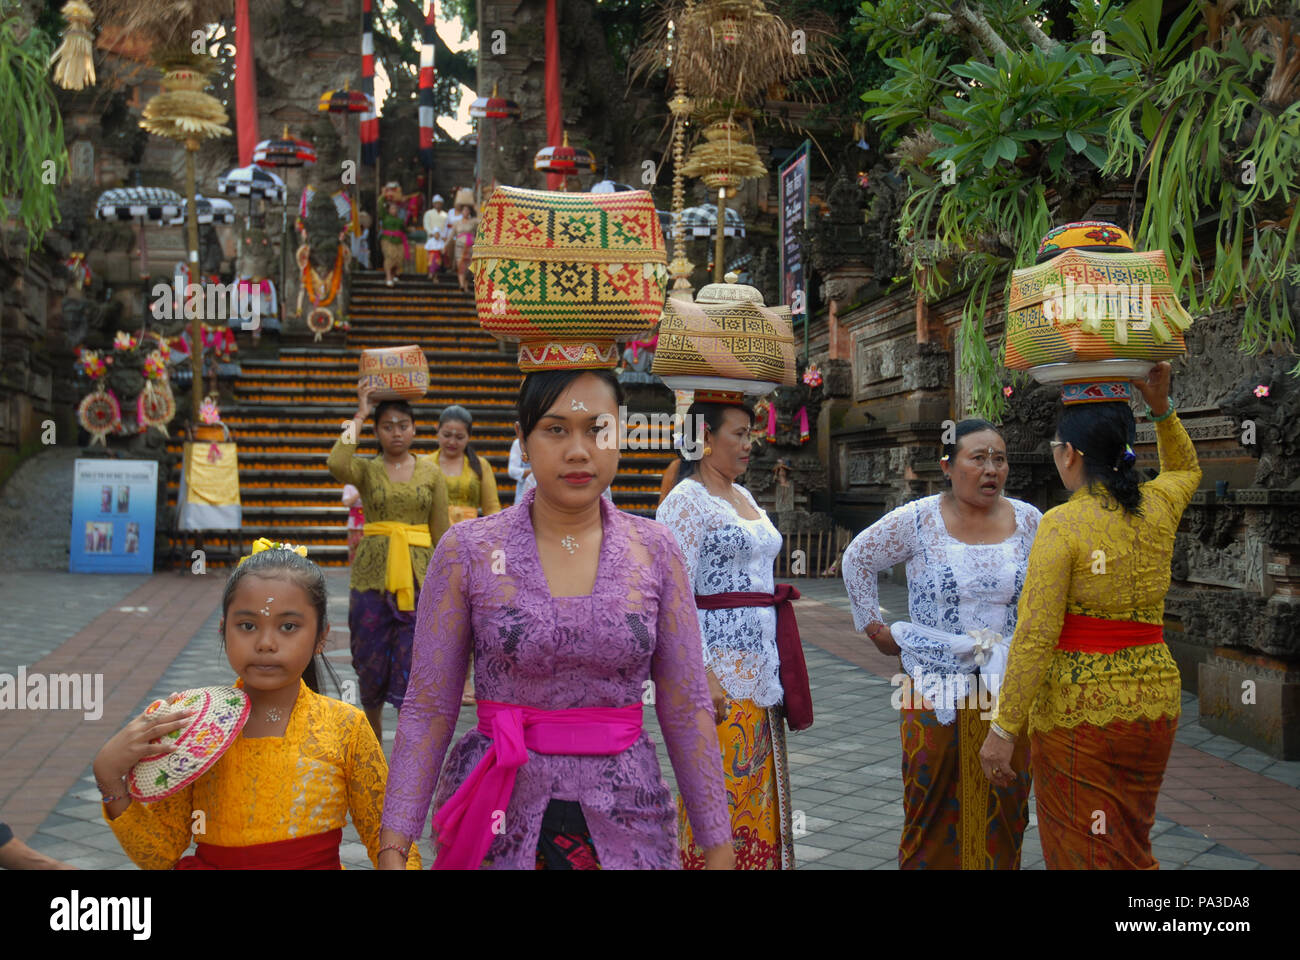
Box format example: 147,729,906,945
1147,403,1175,423
989,722,1016,742
97,775,127,803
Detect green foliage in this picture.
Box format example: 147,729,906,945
1101,0,1300,364
0,4,68,255
853,0,1300,414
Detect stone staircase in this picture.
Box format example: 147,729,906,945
164,270,673,565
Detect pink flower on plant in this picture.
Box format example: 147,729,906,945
1254,384,1270,398
1003,386,1014,397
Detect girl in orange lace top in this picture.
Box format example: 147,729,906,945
93,548,420,870
981,362,1200,869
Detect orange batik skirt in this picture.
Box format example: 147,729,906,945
679,697,794,870
898,675,1031,869
1031,715,1177,870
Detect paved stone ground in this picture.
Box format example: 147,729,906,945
4,570,1298,869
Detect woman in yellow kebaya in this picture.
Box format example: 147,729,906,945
330,381,450,739
980,362,1200,869
94,546,420,870
432,405,500,526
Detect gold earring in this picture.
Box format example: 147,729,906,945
702,445,712,457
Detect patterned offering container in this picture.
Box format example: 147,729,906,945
469,186,669,371
653,273,796,401
359,345,430,401
128,685,250,802
1006,221,1193,402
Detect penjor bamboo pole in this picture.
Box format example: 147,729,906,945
185,141,204,418
714,187,726,283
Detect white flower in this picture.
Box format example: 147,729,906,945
968,628,1002,667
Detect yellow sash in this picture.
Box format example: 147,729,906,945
362,521,432,611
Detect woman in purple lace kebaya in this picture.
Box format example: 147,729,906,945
378,369,734,869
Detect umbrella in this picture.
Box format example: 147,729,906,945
679,203,745,238
95,186,185,306
218,164,286,224
469,81,521,120
167,194,236,225
533,132,597,181
252,127,316,332
218,164,286,202
318,85,374,115
253,127,317,168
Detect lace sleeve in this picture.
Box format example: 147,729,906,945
328,438,364,490
991,511,1073,737
345,709,422,869
650,530,731,850
479,462,501,515
103,785,194,869
1146,412,1201,515
428,471,450,546
653,485,706,588
842,500,921,630
383,526,472,840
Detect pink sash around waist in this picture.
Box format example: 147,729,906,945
430,700,643,870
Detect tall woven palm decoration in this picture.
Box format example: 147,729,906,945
49,0,96,90
139,48,232,418
630,0,843,112
91,0,232,47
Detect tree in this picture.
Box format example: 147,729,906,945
854,0,1300,417
0,1,69,255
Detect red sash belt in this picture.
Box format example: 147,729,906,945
1056,612,1164,654
694,585,812,731
380,229,410,259
174,827,342,870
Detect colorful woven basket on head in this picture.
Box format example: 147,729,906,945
359,345,430,401
653,274,796,403
1006,222,1192,378
470,186,669,371
128,685,250,802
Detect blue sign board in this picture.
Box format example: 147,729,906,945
69,458,158,574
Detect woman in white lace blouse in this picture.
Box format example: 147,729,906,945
656,399,796,870
842,419,1041,869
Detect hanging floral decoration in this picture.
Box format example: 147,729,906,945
802,363,823,389
136,348,176,436
113,330,139,351
76,348,107,380
78,386,122,447
306,306,335,342
297,242,347,314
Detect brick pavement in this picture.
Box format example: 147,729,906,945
3,570,1298,869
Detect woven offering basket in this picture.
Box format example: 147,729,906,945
652,276,796,386
128,685,250,802
359,345,430,401
1005,248,1191,371
469,186,668,369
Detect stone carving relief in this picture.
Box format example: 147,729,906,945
1221,361,1300,489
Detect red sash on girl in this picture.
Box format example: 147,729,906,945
1055,612,1164,654
693,585,812,731
174,827,343,870
431,702,643,870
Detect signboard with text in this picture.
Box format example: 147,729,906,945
779,142,810,333
69,459,158,574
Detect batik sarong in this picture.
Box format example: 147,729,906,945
679,697,794,870
898,680,1031,869
1031,715,1176,869
347,588,417,710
